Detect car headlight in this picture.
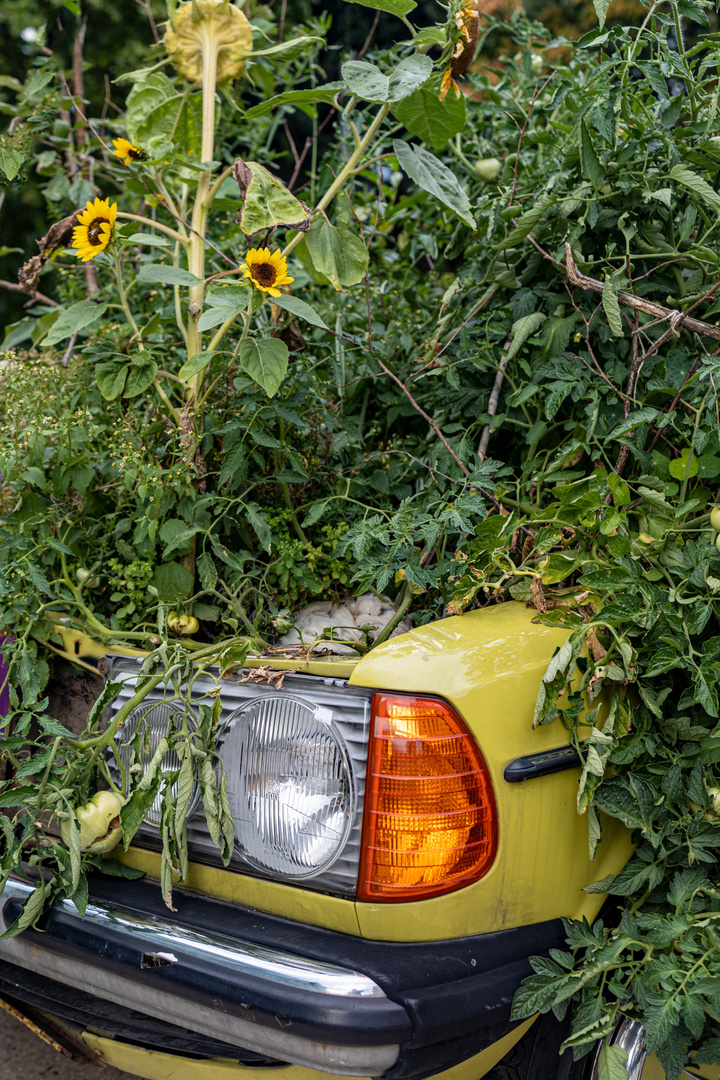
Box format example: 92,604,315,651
116,701,201,826
221,695,354,879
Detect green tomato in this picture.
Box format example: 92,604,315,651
705,787,720,821
77,567,100,589
474,158,501,182
61,790,125,854
710,507,720,532
716,534,720,555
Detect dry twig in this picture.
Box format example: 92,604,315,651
564,244,720,343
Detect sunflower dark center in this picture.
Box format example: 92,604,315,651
127,147,141,161
251,262,277,286
87,217,110,245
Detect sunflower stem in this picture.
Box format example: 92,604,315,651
117,211,187,246
282,103,390,261
208,293,252,355
185,20,219,399
153,378,182,425
112,250,142,344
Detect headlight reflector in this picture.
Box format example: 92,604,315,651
222,695,354,878
116,701,200,826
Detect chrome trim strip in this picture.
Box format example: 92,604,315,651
614,1020,648,1080
0,879,399,1076
1,878,383,998
590,1019,647,1080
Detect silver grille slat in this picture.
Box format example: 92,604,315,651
105,661,372,896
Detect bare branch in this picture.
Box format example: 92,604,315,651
479,335,512,461
565,243,720,343
0,279,58,308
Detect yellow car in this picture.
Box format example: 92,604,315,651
0,603,682,1080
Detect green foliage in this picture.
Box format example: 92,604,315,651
3,0,720,1073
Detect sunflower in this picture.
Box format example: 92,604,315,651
439,0,479,101
72,197,118,262
112,137,144,166
165,0,253,85
242,248,293,298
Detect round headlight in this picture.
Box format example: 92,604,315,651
221,695,354,879
116,701,200,827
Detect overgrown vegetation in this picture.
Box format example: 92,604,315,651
2,0,720,1075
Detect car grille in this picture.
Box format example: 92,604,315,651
105,658,373,896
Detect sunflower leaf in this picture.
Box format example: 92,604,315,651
342,55,432,104
271,294,330,331
392,77,466,149
178,351,220,381
197,306,242,332
302,218,369,290
341,61,388,102
251,35,323,61
343,0,416,18
136,264,202,286
238,338,289,397
42,300,108,348
393,139,476,228
233,159,311,235
125,355,159,397
121,232,171,248
243,84,343,120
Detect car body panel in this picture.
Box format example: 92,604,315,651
346,603,634,939
110,846,364,936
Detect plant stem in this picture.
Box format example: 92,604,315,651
185,20,219,395
679,391,709,505
282,104,390,261
153,378,182,425
206,164,234,207
72,667,183,754
117,211,187,246
373,584,413,647
112,250,142,343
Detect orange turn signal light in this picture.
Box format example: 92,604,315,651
357,693,497,902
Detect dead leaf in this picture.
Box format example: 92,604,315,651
521,531,535,560
587,628,607,662
531,575,546,613
18,211,81,296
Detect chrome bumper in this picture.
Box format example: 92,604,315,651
0,878,405,1075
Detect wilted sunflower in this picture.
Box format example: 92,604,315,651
440,0,479,101
165,0,253,85
72,197,118,262
242,248,293,298
112,138,144,166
